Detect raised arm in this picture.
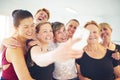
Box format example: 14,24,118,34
31,38,84,67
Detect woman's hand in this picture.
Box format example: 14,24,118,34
112,49,120,60
2,37,21,48
52,38,84,62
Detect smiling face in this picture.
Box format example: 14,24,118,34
17,17,35,40
36,23,53,44
85,24,100,44
66,20,79,38
99,23,112,41
35,10,49,23
54,26,67,43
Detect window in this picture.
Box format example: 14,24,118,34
0,15,11,69
0,15,13,44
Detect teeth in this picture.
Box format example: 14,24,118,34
45,37,52,40
27,32,33,36
38,16,43,21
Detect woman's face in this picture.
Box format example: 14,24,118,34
35,11,48,23
37,23,53,44
66,21,79,38
100,27,112,41
54,26,67,43
17,17,35,39
85,24,99,44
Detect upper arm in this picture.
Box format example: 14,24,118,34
6,47,32,80
76,63,81,74
30,46,42,63
30,46,54,67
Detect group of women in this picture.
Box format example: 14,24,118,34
0,8,120,80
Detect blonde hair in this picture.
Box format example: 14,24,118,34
35,8,50,20
99,22,112,31
84,20,99,28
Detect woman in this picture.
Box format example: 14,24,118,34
1,9,34,80
26,22,83,80
34,8,50,24
66,19,79,39
99,22,120,60
0,8,50,51
52,22,79,80
76,21,120,80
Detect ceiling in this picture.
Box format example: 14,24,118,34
0,0,120,41
0,0,120,21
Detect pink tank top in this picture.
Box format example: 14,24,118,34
1,48,18,80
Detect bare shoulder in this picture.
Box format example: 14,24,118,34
6,47,23,55
6,47,24,62
30,45,42,54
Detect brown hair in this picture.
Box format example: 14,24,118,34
52,22,64,34
66,19,79,25
99,22,112,31
36,22,51,33
12,9,33,27
35,8,50,20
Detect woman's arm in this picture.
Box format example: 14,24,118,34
114,65,120,80
1,37,21,48
31,38,84,67
6,47,33,80
76,64,91,80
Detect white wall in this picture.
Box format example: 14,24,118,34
0,0,120,42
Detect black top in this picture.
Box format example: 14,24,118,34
115,44,120,52
76,49,119,80
115,44,120,64
26,45,54,80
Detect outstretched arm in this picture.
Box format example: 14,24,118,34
31,38,84,67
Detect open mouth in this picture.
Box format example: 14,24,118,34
38,18,42,21
45,37,53,40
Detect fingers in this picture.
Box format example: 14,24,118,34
116,52,120,60
112,52,120,60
